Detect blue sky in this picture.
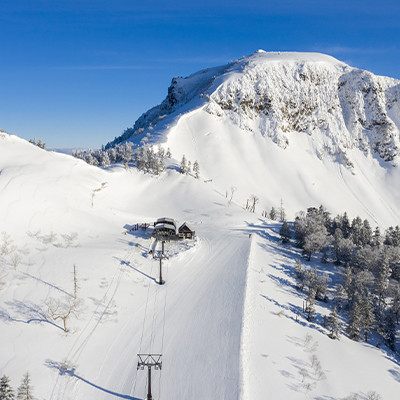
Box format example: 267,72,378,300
1,0,400,149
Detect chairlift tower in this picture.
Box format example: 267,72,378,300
153,240,168,285
137,354,162,400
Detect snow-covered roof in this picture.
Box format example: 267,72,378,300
156,217,176,227
154,223,176,231
178,222,194,232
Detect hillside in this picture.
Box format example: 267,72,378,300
1,130,400,399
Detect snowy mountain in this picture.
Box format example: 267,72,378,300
109,50,400,164
2,51,400,400
107,50,400,226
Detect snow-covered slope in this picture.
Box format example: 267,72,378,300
1,130,400,400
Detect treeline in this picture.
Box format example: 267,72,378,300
73,143,171,174
73,143,201,178
288,206,400,349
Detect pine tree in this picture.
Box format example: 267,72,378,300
371,226,381,247
269,207,277,221
348,293,363,340
279,220,291,243
334,284,347,311
16,373,33,400
360,219,372,246
0,375,14,400
341,212,351,238
180,155,187,174
385,310,397,351
327,307,340,339
193,161,200,179
361,293,375,342
304,290,316,322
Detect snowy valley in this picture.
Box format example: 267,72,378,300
2,51,400,400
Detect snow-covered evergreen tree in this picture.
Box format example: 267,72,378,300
304,290,316,322
193,160,200,179
348,293,363,340
279,220,291,243
16,373,33,400
269,206,277,221
327,307,340,339
361,292,375,342
180,155,188,174
0,375,14,400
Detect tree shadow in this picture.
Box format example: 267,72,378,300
0,300,63,330
114,256,157,283
45,360,140,399
21,271,72,297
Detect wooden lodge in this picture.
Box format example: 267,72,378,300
178,222,195,239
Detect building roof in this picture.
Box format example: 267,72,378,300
154,223,176,231
155,217,176,227
178,222,194,232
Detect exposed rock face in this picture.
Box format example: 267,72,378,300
107,50,400,165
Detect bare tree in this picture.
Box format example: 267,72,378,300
10,252,22,270
249,194,259,213
47,297,81,332
228,186,236,206
0,232,13,256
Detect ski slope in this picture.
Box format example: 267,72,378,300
1,132,400,400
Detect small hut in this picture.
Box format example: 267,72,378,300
178,223,195,239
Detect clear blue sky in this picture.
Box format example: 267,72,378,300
1,0,400,149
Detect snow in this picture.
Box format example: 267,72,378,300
2,50,400,400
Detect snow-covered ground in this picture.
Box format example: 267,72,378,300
1,130,400,400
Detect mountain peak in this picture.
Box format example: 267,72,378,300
106,51,400,166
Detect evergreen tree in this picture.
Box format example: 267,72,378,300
334,284,347,311
304,291,316,322
371,226,381,247
343,265,354,300
101,152,110,167
193,161,200,179
180,155,188,174
269,207,277,221
279,220,291,243
348,293,363,340
351,216,363,247
385,310,397,351
327,307,340,339
360,292,375,342
16,373,33,400
341,212,351,238
165,147,172,158
360,219,372,246
0,375,14,400
294,259,305,291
